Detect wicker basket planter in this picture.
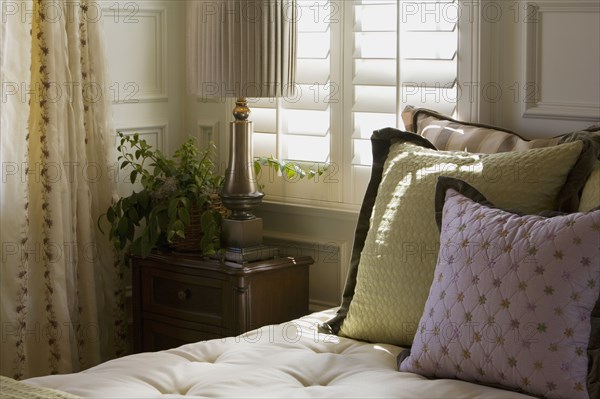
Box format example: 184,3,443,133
170,206,204,252
170,194,228,253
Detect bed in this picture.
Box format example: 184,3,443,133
16,109,600,399
14,308,535,398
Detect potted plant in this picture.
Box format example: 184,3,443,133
101,132,225,258
100,132,328,258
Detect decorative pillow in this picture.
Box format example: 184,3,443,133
328,131,590,346
411,108,563,153
400,177,600,399
401,104,416,132
580,161,600,212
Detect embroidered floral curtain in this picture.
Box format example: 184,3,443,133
1,0,125,379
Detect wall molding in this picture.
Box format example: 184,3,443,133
115,123,168,154
523,1,600,120
196,119,221,152
103,6,168,103
457,0,481,123
113,124,167,195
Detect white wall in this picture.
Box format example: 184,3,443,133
103,0,600,313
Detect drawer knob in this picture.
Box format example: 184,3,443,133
177,289,191,301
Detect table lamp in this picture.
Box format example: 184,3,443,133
187,0,297,260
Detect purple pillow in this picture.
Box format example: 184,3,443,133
400,178,600,399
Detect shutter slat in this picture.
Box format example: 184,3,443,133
283,109,330,137
249,97,278,108
353,59,396,86
354,4,396,31
298,6,330,32
298,32,330,58
283,134,330,162
353,112,397,139
402,59,456,87
353,86,397,113
402,86,457,115
296,59,330,84
401,31,457,60
253,132,277,158
251,108,277,133
352,139,373,166
354,32,397,58
283,84,331,111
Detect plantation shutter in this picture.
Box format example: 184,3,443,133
351,0,458,166
252,0,332,165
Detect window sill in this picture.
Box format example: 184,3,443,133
256,198,360,222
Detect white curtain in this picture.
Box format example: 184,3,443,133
0,0,125,379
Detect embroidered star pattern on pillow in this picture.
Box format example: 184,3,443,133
400,185,600,399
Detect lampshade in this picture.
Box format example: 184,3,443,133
187,0,297,99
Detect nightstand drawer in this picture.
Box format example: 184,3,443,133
141,267,227,327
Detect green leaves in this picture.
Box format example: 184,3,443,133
199,209,221,255
178,206,190,225
106,206,115,224
117,217,129,236
253,156,327,183
167,197,179,219
167,219,185,241
99,131,223,259
129,170,138,184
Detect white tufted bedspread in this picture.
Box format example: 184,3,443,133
24,308,535,398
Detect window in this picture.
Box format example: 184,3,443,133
253,0,461,207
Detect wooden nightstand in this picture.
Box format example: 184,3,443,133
130,252,313,353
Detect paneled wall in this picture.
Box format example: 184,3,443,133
478,0,599,135
103,0,187,198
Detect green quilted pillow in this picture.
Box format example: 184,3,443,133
336,132,590,346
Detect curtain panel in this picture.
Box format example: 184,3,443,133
1,0,125,379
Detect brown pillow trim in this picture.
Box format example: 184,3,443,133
412,108,530,139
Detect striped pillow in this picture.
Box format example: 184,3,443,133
408,108,563,153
